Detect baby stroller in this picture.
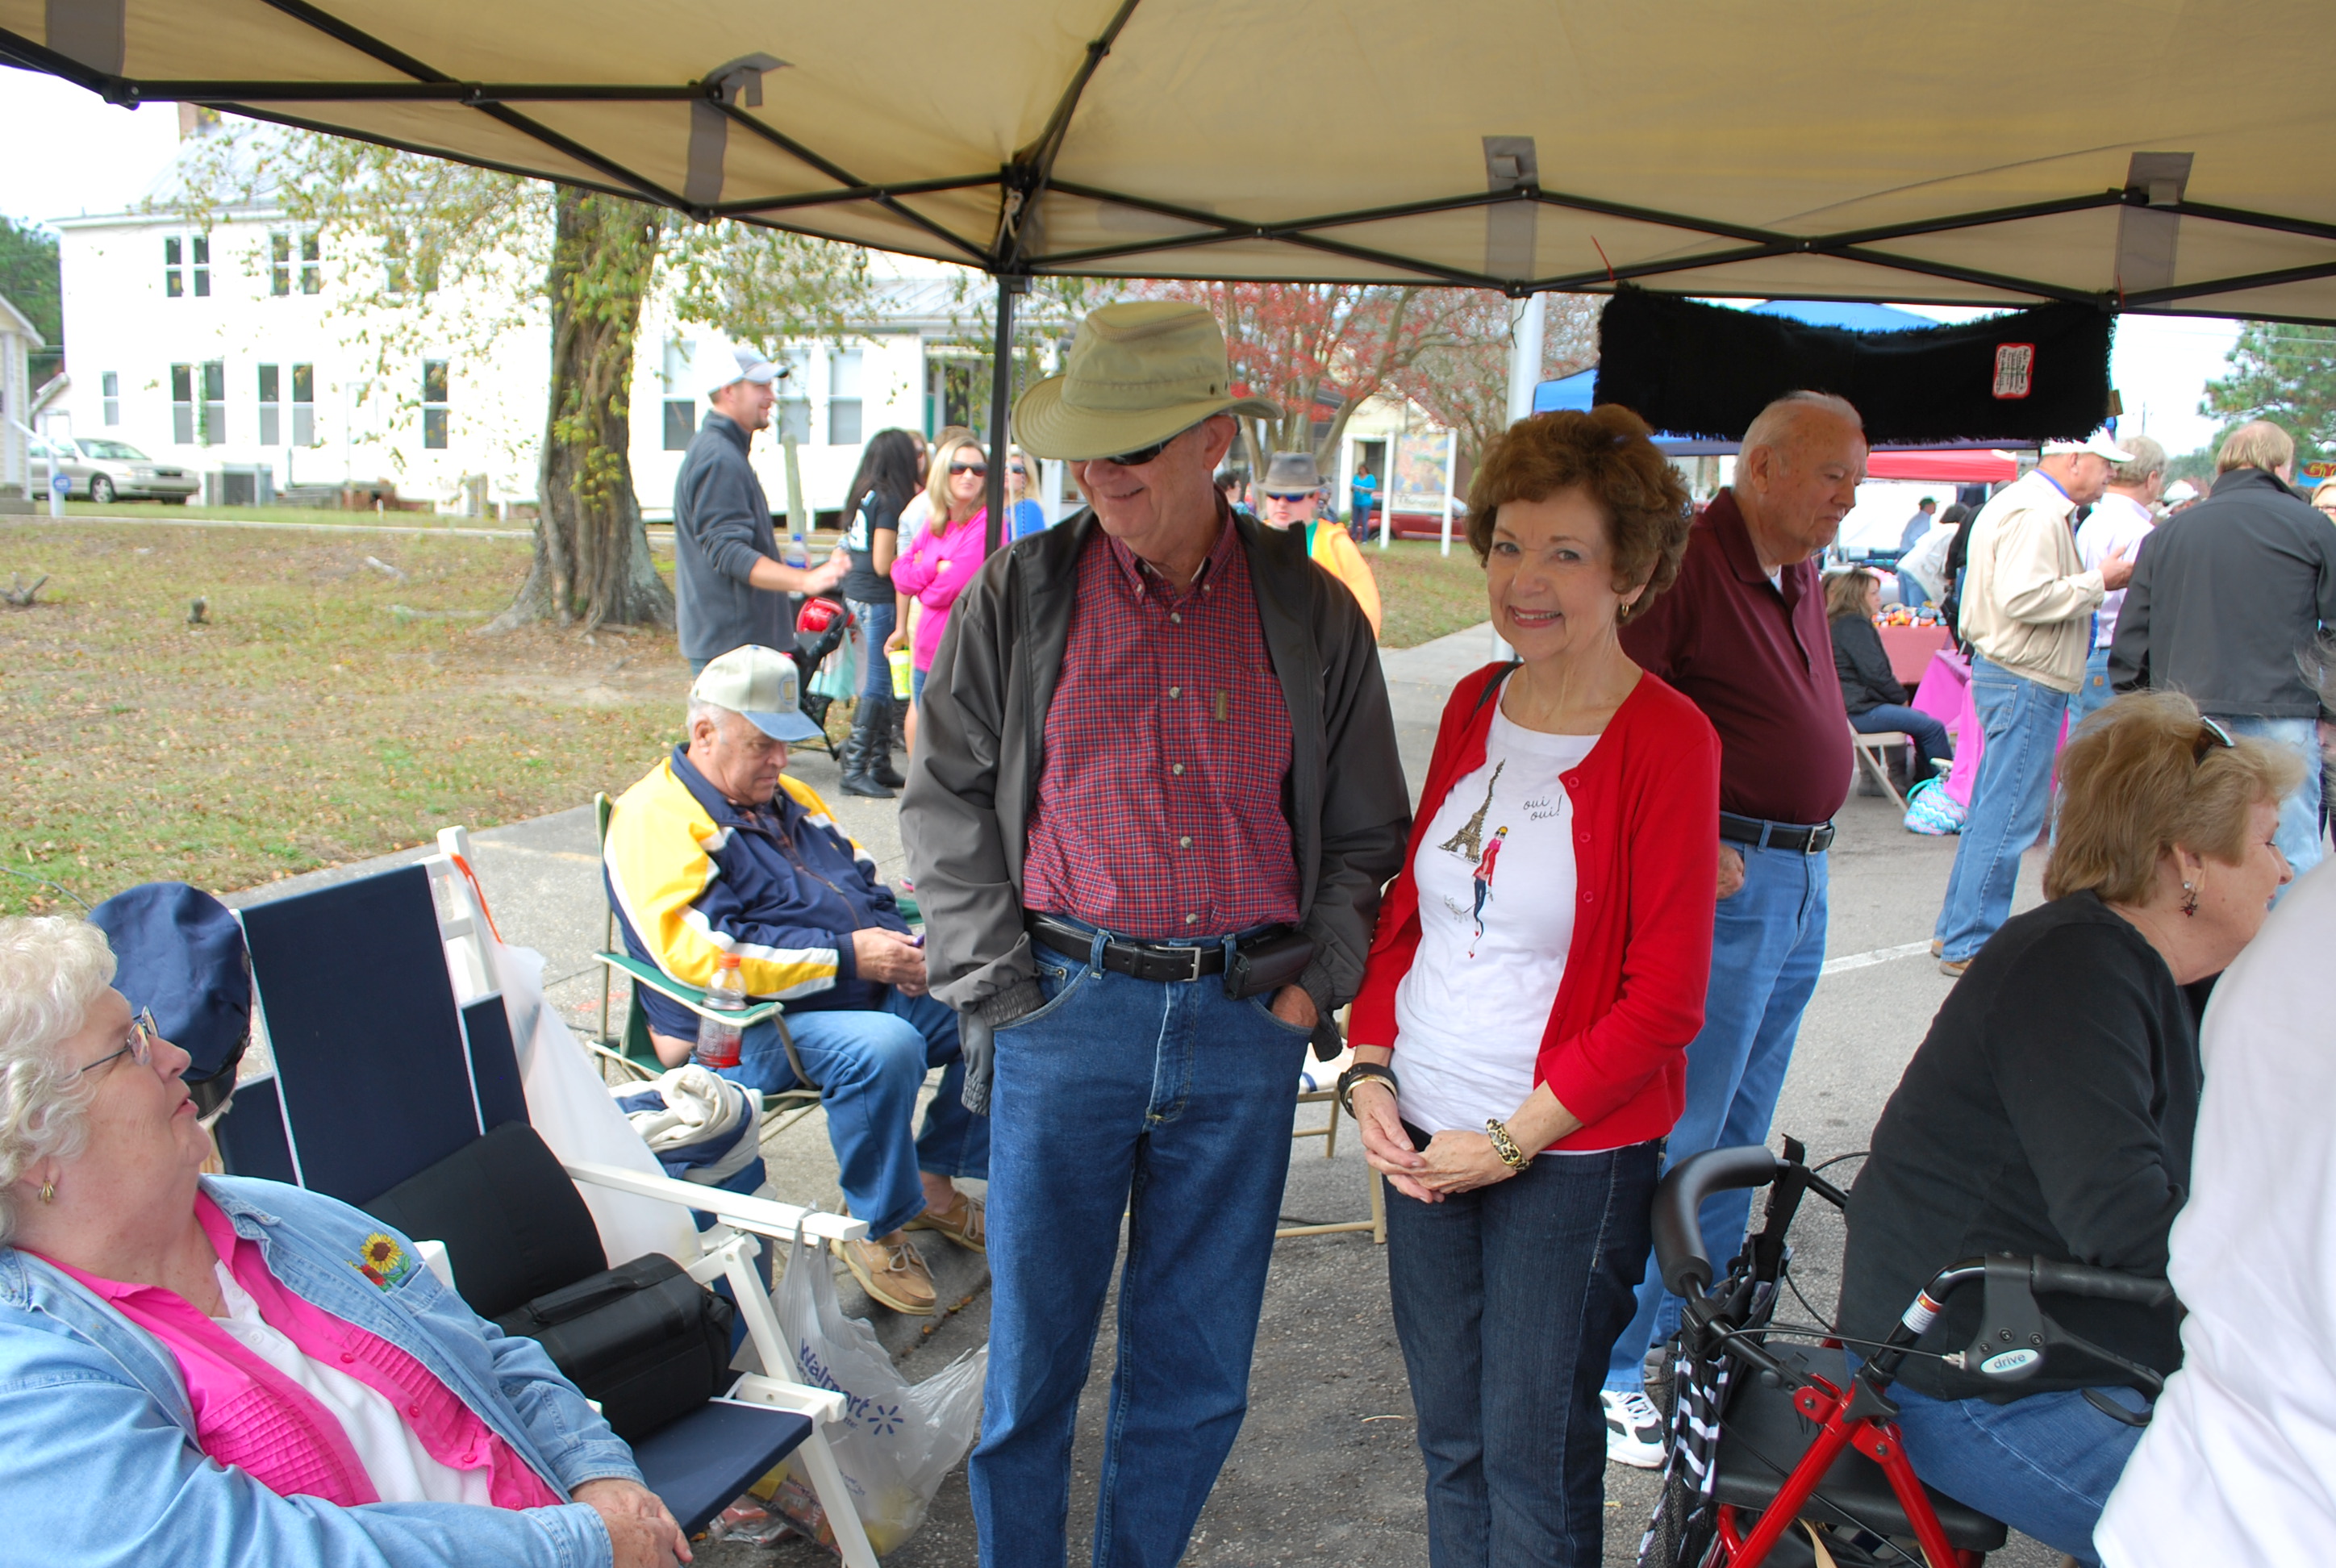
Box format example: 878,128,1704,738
1637,1139,2172,1568
788,594,852,764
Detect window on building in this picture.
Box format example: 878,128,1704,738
828,348,863,445
270,234,292,295
201,361,225,443
165,236,184,297
102,372,119,426
422,360,449,448
661,338,697,451
301,231,321,294
191,235,210,297
171,365,194,442
292,363,315,445
257,365,281,445
777,347,812,444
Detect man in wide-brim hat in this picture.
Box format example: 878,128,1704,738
900,300,1409,1568
1260,449,1383,637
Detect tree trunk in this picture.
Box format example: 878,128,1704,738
491,186,671,633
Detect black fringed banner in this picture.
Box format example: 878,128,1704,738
1590,289,2113,445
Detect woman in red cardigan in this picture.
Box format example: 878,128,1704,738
1343,406,1719,1566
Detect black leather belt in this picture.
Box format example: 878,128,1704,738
1719,811,1837,855
1028,914,1229,983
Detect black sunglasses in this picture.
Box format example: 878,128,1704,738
2192,715,2235,763
949,462,987,477
1262,490,1317,503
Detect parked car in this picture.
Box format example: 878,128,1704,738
28,436,198,503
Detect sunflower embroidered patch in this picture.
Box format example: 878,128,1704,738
356,1233,416,1290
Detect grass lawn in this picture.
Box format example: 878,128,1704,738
2,519,1484,915
1369,536,1489,649
52,499,525,529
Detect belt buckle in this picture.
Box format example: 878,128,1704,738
1804,823,1833,855
1174,943,1207,982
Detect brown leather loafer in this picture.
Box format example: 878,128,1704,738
903,1191,987,1253
841,1235,936,1316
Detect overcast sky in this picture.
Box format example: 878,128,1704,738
2,65,2246,456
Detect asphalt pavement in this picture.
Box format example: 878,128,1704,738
229,623,2062,1566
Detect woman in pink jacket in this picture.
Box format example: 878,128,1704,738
886,433,994,756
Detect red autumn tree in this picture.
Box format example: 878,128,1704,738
1385,292,1604,482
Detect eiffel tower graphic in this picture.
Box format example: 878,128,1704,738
1436,759,1505,861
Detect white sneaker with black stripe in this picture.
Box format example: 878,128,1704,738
1601,1388,1667,1469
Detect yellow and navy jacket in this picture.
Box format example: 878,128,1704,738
603,748,907,1037
1299,521,1383,637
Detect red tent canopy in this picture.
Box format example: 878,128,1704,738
1864,449,2019,483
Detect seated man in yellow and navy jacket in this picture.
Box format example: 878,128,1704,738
604,645,985,1316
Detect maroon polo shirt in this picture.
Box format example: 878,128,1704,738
1620,489,1850,827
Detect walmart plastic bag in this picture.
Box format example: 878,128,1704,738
769,1224,985,1553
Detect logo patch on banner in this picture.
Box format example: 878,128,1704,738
1992,343,2036,399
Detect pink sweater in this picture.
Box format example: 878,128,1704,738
39,1196,558,1510
890,509,992,672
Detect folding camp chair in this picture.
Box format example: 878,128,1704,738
209,852,882,1566
1274,1035,1387,1245
586,796,824,1139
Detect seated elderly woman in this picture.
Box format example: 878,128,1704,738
0,915,690,1568
1835,692,2299,1567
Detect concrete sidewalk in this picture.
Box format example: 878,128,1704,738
226,625,2063,1566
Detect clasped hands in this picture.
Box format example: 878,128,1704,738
1351,1082,1516,1203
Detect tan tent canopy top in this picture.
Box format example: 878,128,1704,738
6,0,2334,325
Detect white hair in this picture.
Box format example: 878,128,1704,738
686,696,737,731
1741,390,1864,466
0,917,117,1245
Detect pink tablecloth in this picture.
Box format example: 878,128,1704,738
1908,648,2071,808
1879,623,1950,687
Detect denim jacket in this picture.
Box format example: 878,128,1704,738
0,1176,636,1568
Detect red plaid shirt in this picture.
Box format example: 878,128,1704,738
1020,511,1300,939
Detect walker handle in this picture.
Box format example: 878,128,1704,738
1652,1145,1783,1297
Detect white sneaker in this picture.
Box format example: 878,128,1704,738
1602,1388,1667,1469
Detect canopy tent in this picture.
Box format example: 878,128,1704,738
8,1,2330,321
1863,449,2018,484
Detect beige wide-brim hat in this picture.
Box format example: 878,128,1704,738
1015,301,1282,462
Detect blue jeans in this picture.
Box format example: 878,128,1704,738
2067,645,2115,730
967,928,1310,1568
1896,569,1929,611
2216,714,2326,891
1605,844,1829,1393
911,665,928,706
1851,703,1953,775
1844,1354,2146,1566
1933,657,2068,963
717,990,987,1238
849,598,895,705
1390,1141,1660,1567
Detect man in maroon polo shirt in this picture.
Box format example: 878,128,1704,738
901,301,1408,1568
1597,390,1864,1465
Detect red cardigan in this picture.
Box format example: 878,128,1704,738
1349,662,1721,1151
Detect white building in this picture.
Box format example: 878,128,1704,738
0,290,42,506
44,148,1041,523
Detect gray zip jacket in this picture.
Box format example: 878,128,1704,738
901,508,1410,1112
674,412,792,662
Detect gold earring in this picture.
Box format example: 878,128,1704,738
38,1182,55,1204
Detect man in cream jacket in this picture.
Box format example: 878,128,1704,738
1933,432,2136,974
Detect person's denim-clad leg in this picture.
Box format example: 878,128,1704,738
2216,713,2326,890
1389,1141,1659,1567
720,990,987,1238
1605,844,1828,1394
2066,645,2114,731
969,934,1308,1568
1896,569,1929,612
1933,656,2068,963
1844,1355,2145,1567
849,598,896,704
1850,703,1953,775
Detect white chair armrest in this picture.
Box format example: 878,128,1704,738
561,1161,867,1244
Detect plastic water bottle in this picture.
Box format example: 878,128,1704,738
694,954,747,1070
782,533,810,571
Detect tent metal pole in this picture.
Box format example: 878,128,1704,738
986,277,1021,557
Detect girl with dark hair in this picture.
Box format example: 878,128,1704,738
838,428,927,797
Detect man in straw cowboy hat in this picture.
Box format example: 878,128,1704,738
901,301,1408,1566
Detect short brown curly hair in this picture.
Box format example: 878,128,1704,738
1465,406,1693,617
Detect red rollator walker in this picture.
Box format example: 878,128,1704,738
1637,1141,2172,1568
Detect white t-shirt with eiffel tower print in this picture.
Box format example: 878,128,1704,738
1391,707,1600,1136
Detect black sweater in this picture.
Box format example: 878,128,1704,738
1837,891,2196,1401
1829,614,1906,715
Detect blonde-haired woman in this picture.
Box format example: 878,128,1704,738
887,432,994,756
0,917,687,1567
1836,690,2301,1566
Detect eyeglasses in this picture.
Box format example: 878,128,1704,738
1262,490,1317,503
949,462,987,477
1008,464,1027,477
77,1007,158,1079
2192,715,2235,763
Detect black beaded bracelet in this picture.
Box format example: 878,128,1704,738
1336,1061,1399,1119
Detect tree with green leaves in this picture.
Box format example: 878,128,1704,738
2201,321,2336,462
165,122,871,631
0,216,64,382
